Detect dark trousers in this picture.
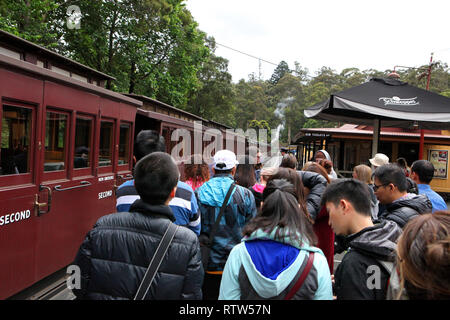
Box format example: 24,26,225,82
202,272,223,300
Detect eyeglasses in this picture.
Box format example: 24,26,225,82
373,183,390,191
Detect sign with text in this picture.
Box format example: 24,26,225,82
428,149,448,179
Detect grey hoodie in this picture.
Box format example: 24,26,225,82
334,220,402,300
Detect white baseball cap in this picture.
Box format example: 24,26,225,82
213,150,239,170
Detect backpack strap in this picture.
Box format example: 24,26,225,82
200,183,236,269
284,252,315,300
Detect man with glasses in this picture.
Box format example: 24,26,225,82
372,164,432,228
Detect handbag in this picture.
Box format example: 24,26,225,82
199,183,236,270
134,222,179,300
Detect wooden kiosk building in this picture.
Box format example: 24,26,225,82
293,124,450,193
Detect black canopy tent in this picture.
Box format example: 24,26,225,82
304,77,450,157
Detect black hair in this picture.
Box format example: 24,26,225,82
234,155,256,188
243,179,317,246
372,163,408,192
268,167,312,223
320,179,372,216
396,157,408,169
134,152,179,205
214,168,233,174
411,160,435,184
134,130,166,161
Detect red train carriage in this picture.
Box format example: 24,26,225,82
127,93,245,179
0,30,267,299
0,30,141,299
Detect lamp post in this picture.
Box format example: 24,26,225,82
418,53,434,159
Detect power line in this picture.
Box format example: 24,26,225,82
215,42,279,67
215,42,311,79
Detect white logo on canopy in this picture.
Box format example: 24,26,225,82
379,96,419,106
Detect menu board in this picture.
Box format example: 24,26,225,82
428,149,448,179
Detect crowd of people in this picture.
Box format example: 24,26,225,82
71,130,450,300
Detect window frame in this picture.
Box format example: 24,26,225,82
0,100,36,187
97,117,115,174
42,108,70,181
72,113,95,178
117,121,133,170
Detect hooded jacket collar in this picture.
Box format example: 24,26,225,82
129,199,176,222
242,226,316,251
238,227,322,298
196,174,236,207
387,193,432,213
344,220,402,261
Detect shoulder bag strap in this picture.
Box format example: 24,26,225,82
134,223,179,300
201,183,236,267
208,183,236,245
284,252,315,300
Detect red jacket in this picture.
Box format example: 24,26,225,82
313,205,334,274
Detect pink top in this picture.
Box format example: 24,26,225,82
185,178,205,191
252,183,265,193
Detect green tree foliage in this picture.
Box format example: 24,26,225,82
186,37,235,126
269,60,290,85
248,119,271,141
57,0,208,107
1,1,450,138
0,0,209,109
233,79,273,130
395,60,450,95
232,61,450,144
0,0,60,48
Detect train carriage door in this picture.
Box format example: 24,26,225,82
0,68,42,299
36,107,76,278
34,81,100,281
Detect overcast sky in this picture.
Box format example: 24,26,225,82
185,0,450,83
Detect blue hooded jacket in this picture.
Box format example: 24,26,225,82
196,174,257,271
219,227,333,300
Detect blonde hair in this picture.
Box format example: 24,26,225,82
353,164,373,184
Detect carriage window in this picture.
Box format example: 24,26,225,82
74,117,92,168
118,123,131,165
99,121,113,167
0,105,31,175
44,112,67,171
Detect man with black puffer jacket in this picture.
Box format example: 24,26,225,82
72,152,203,300
373,164,432,229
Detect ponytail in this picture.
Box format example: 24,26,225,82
243,179,316,246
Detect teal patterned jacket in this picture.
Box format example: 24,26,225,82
195,174,257,271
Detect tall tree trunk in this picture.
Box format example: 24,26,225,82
288,125,291,145
106,6,118,90
129,61,136,94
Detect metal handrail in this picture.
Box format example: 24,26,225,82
54,180,91,191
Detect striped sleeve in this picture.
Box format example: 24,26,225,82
116,180,139,212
